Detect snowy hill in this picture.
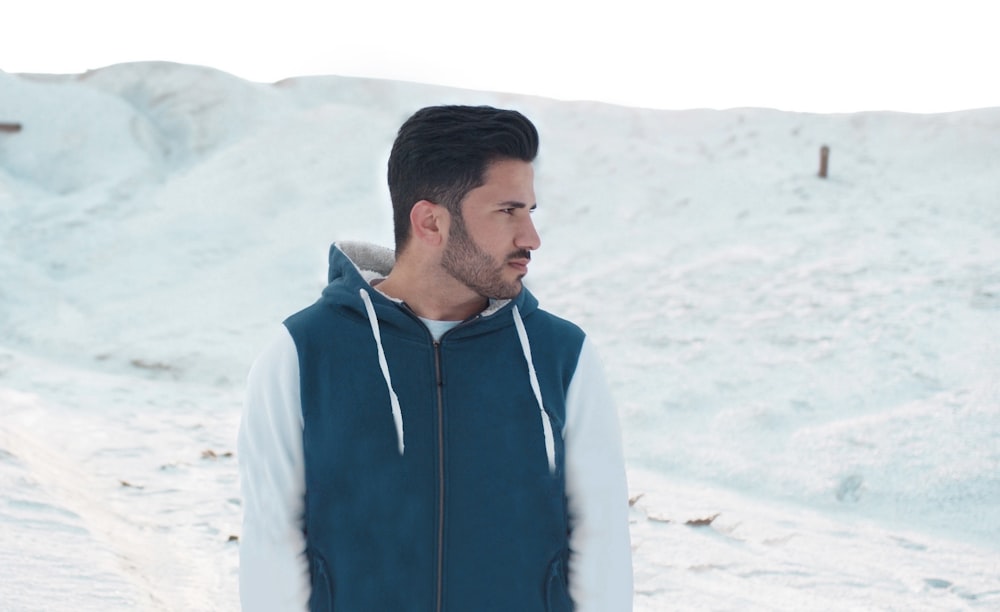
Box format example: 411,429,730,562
1,62,998,611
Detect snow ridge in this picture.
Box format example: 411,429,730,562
1,62,998,610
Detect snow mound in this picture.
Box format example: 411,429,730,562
1,61,998,610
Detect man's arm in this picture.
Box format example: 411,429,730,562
238,326,311,611
564,337,633,611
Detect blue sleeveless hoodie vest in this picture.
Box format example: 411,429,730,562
283,243,585,612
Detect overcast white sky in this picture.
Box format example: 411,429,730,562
3,0,998,113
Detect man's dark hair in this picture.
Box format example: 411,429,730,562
387,105,539,254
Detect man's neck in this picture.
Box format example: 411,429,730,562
375,262,487,321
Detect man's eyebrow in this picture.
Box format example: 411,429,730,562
497,201,538,210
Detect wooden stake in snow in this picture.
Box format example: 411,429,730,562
818,145,830,178
0,122,22,133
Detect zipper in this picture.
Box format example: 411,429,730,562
429,316,483,612
393,301,490,612
434,341,445,612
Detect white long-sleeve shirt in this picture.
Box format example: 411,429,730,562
238,325,633,611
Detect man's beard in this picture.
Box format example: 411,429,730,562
441,216,528,300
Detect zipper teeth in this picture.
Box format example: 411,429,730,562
391,302,483,612
434,342,445,612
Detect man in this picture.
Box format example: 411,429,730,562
238,105,632,611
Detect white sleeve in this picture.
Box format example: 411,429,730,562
238,326,310,612
564,337,633,612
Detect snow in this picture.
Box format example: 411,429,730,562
1,61,998,610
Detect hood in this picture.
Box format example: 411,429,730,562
322,240,539,325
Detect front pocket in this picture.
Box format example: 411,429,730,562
544,554,573,612
308,551,335,611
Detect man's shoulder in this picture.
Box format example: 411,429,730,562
516,306,592,392
515,290,585,341
283,298,326,328
528,305,585,333
280,297,352,349
523,306,588,352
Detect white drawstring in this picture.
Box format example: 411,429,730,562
513,305,556,474
356,290,551,470
360,288,405,455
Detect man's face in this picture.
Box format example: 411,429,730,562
441,159,540,299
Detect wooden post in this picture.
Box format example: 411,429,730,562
818,145,830,178
0,122,23,133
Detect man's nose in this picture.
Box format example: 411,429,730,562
516,216,541,251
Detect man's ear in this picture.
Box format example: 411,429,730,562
409,200,449,247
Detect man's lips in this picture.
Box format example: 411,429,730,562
507,258,530,273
